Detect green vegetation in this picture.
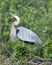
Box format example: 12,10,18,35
0,0,52,65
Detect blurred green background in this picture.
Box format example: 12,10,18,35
0,0,52,65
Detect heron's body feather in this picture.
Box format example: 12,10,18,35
16,27,42,45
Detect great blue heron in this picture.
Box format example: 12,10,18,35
10,14,42,45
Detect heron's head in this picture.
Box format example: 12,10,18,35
10,14,20,19
10,13,20,27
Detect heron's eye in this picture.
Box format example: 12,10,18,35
16,14,20,17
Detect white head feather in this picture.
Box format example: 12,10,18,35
11,14,20,26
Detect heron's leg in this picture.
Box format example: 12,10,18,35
23,41,27,46
23,41,25,46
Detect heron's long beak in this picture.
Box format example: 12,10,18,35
10,13,15,17
10,13,20,24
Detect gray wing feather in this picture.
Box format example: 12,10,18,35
16,27,42,45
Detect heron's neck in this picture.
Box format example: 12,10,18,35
11,25,16,32
16,16,20,22
16,20,20,25
10,25,17,40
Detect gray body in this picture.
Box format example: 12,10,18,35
16,27,42,45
